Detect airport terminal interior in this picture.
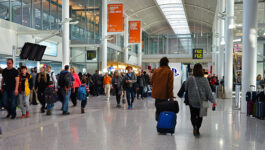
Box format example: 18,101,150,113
0,0,265,150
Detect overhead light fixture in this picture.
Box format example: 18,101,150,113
155,0,190,35
233,39,241,42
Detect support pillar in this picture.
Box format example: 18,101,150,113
101,0,108,73
62,0,70,68
224,0,234,98
124,16,129,64
218,0,225,83
241,0,258,113
138,27,142,67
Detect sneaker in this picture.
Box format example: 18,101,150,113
11,115,16,119
193,128,200,137
46,110,52,116
6,113,10,118
26,112,30,118
81,108,85,114
41,107,45,113
63,112,70,115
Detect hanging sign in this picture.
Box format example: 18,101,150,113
192,48,203,59
129,21,141,43
108,3,123,32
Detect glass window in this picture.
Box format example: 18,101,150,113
33,0,42,29
22,0,31,27
0,1,9,20
12,0,22,25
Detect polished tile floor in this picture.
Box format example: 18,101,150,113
0,96,265,150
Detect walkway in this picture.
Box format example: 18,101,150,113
0,96,265,150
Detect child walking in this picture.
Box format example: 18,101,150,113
44,81,57,115
77,79,89,113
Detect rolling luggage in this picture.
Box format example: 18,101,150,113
157,111,177,135
256,101,265,119
246,85,257,116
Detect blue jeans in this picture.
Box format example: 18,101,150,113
3,91,17,117
62,89,71,113
137,86,144,99
126,88,135,106
47,103,54,111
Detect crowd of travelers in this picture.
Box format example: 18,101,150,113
0,59,152,121
0,57,217,137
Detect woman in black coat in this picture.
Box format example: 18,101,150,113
35,67,50,113
111,71,124,108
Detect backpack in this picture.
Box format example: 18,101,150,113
77,85,87,101
44,86,57,104
59,72,73,88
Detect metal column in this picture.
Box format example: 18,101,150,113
241,0,258,113
124,16,129,64
101,0,108,73
62,0,70,67
218,0,225,81
224,0,234,98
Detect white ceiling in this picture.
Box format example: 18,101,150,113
118,0,217,35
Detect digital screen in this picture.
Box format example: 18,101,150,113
193,49,203,59
40,41,58,56
87,50,97,60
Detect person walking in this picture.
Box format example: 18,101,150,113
92,70,100,96
70,67,81,106
35,67,50,113
150,57,174,120
103,73,112,101
185,63,216,137
112,71,123,107
124,66,137,109
58,65,74,115
77,79,89,113
1,59,19,119
46,66,58,90
30,68,38,105
18,66,33,118
137,72,146,100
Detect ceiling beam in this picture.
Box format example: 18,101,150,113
127,5,157,17
184,3,215,14
143,20,168,30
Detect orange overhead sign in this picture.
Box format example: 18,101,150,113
108,3,123,32
129,21,141,43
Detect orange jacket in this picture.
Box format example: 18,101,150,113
103,76,112,85
150,66,174,100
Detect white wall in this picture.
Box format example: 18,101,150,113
169,63,182,97
0,25,63,62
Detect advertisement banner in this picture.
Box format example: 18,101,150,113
129,21,141,43
108,3,123,32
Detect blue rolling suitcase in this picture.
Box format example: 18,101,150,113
157,111,177,135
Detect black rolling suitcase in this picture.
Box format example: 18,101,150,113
256,92,265,119
256,101,265,119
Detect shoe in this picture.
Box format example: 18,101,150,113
21,115,25,118
117,104,121,108
11,115,16,119
41,107,45,113
46,110,52,116
26,112,30,118
63,112,70,115
193,128,200,137
81,108,85,114
128,105,131,109
6,113,10,118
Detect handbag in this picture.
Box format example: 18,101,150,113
192,77,209,117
